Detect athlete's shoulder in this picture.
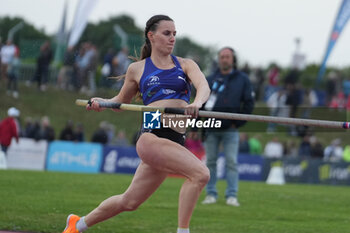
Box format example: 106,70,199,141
126,59,146,81
128,59,145,70
175,56,198,70
127,60,145,73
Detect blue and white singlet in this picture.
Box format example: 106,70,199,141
139,55,191,105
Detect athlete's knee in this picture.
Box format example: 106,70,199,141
193,166,210,188
201,166,210,185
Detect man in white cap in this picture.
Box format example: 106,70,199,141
0,107,20,153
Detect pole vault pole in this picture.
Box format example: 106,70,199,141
75,99,350,130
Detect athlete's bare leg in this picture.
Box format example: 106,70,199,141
136,133,210,228
84,161,168,226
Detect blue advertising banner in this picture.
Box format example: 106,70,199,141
238,154,264,181
317,0,350,84
101,146,141,174
217,153,264,181
100,148,264,181
46,141,103,173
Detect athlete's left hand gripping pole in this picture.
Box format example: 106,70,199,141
76,99,122,109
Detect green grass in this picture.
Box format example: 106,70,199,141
0,170,350,233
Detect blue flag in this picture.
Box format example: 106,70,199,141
316,0,350,85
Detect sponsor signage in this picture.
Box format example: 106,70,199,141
238,154,264,181
263,158,350,185
46,141,103,173
215,153,264,181
102,146,141,174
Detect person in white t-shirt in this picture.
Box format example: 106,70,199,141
0,39,16,84
264,137,284,158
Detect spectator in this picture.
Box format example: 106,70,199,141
105,123,116,144
112,47,130,76
32,41,53,91
30,119,41,140
324,138,343,162
6,46,20,98
284,67,300,87
75,42,97,95
298,135,312,158
185,131,205,160
111,47,130,90
74,44,87,91
283,139,298,158
342,77,350,98
248,69,257,100
22,117,33,137
285,83,301,136
241,62,251,76
91,121,108,144
325,71,338,106
22,118,40,140
248,135,262,155
267,64,280,87
0,107,20,154
74,123,85,142
202,47,254,207
255,67,265,101
263,137,284,158
60,120,76,141
249,67,264,101
343,145,350,162
100,48,116,87
266,89,288,133
86,43,98,95
114,130,129,147
57,46,76,90
301,88,318,119
238,133,250,154
38,116,55,142
310,136,323,159
0,39,16,87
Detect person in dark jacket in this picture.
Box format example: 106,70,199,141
59,120,75,141
33,41,53,91
202,47,254,207
91,121,108,144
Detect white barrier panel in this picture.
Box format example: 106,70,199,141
6,138,48,171
0,151,7,169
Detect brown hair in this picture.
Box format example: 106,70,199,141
111,15,174,90
140,15,173,60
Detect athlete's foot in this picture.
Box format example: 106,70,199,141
63,214,80,233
